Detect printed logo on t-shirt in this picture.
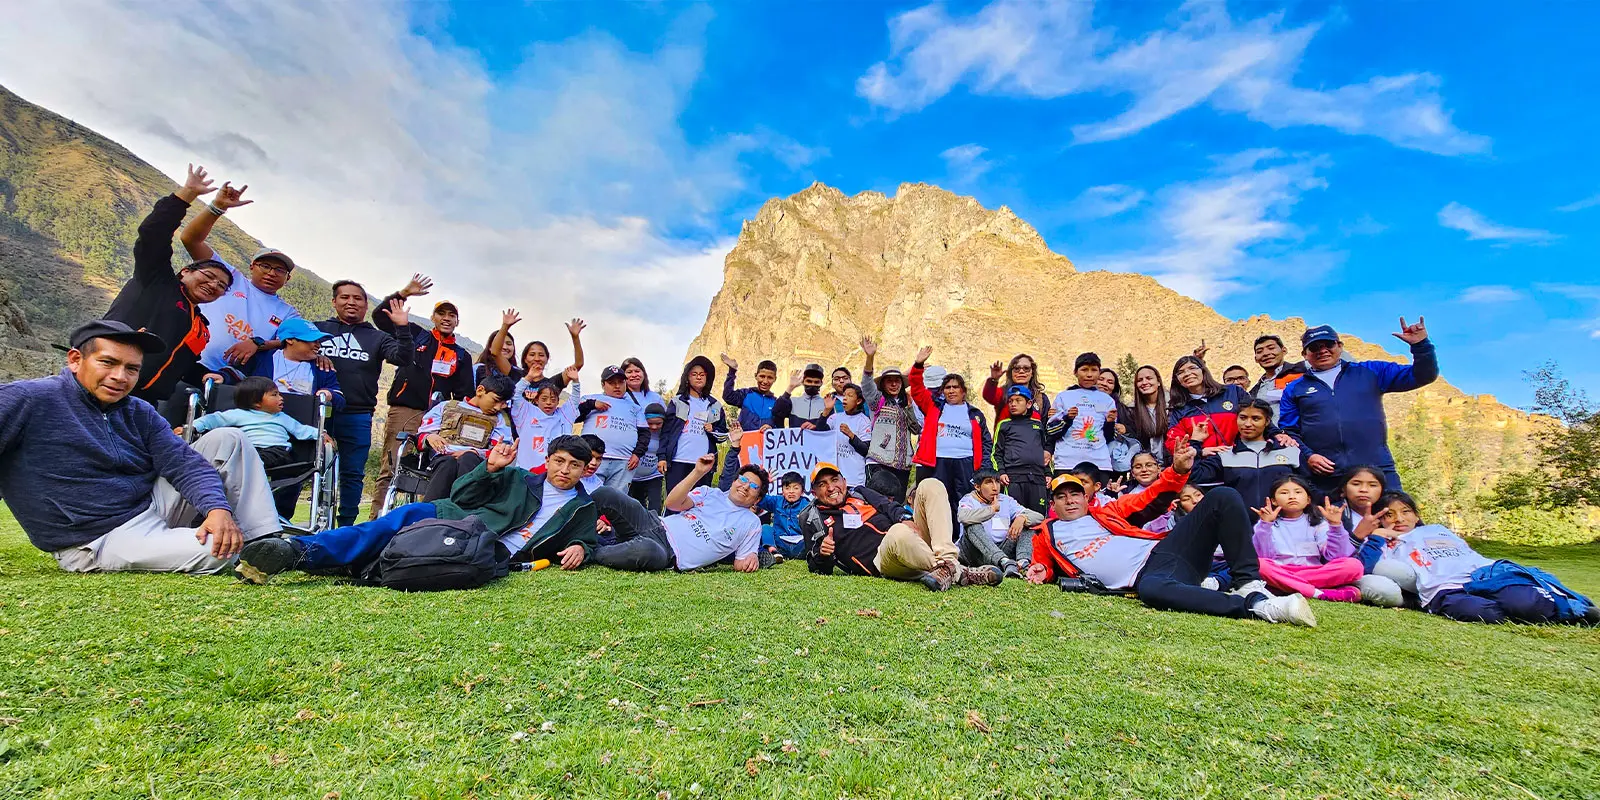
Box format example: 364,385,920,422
269,315,283,326
1221,401,1234,411
224,313,253,344
1071,415,1100,444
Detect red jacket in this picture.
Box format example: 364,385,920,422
980,376,1051,422
1028,466,1188,582
1163,385,1252,457
908,363,992,470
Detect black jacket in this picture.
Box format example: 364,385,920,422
992,413,1048,476
802,485,907,577
315,318,413,414
1188,439,1310,514
372,293,473,410
105,194,213,403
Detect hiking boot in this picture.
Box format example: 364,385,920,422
1250,593,1318,627
1585,604,1600,625
234,536,302,585
757,550,778,570
918,560,957,592
959,564,1004,587
1000,558,1021,580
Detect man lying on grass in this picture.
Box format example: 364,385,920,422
235,435,598,583
0,320,281,574
1022,443,1318,626
589,453,771,573
802,463,1003,591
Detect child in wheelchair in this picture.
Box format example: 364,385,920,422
416,373,516,501
187,376,334,520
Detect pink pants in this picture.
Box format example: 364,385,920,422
1260,558,1365,601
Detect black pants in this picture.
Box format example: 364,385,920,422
1134,487,1262,619
257,446,304,519
661,461,713,515
918,457,974,538
630,476,665,513
590,487,676,571
866,464,911,503
421,451,485,502
1004,471,1049,515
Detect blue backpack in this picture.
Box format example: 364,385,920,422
1465,560,1593,622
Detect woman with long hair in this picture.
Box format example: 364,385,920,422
1164,355,1253,456
981,353,1051,420
1129,365,1170,461
655,356,729,503
480,310,586,389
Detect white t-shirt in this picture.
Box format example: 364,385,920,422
662,487,761,570
268,352,315,395
417,400,514,457
581,393,646,461
672,396,714,463
1048,515,1158,591
509,379,582,471
497,481,577,554
1309,362,1344,388
198,260,302,370
959,492,1026,543
1050,388,1116,470
580,474,602,493
633,431,663,481
1382,525,1493,605
832,409,873,485
935,403,973,459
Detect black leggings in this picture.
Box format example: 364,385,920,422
918,457,975,537
630,476,665,513
1134,487,1263,618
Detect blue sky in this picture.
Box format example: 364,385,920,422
3,0,1597,406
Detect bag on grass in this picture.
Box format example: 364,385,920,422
373,515,508,592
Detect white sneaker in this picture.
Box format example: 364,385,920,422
1251,593,1318,627
1200,576,1221,591
1231,579,1270,599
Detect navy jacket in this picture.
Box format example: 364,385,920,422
0,371,229,552
221,352,346,412
721,367,778,431
1280,341,1439,476
315,318,413,414
1188,439,1310,512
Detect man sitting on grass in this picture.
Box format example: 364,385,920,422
590,454,770,573
234,435,598,583
1021,443,1318,626
801,464,1003,591
0,320,281,573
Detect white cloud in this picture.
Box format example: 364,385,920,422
1457,285,1526,304
1067,184,1146,219
1556,193,1600,213
1438,203,1558,244
1534,283,1600,339
0,0,808,380
1090,150,1329,301
940,143,994,184
859,0,1488,155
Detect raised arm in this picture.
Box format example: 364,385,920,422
664,454,716,512
178,180,251,261
485,309,520,376
566,318,586,371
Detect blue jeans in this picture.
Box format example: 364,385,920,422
327,411,373,527
594,458,634,492
292,502,437,570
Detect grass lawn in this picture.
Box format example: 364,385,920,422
1,508,1597,799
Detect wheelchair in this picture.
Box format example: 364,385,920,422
378,392,446,516
184,378,340,533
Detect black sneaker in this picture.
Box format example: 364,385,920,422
959,564,1004,587
918,560,957,592
234,537,302,585
757,550,778,570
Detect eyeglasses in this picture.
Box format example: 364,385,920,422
191,272,231,292
734,476,763,491
254,261,293,276
1014,364,1034,372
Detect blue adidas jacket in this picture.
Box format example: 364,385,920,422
721,367,778,431
1279,340,1438,475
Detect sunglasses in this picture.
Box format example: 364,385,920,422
734,475,763,491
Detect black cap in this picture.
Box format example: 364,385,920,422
601,365,626,382
1301,325,1339,347
803,363,825,378
69,320,166,353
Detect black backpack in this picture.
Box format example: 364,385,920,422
373,515,508,591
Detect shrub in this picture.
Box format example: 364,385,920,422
1477,507,1600,547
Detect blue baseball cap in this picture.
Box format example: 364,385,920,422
1301,325,1339,348
275,318,333,343
1006,384,1034,400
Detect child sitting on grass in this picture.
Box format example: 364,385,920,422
1142,483,1205,534
957,468,1043,578
1362,492,1597,624
758,471,811,565
1252,475,1379,605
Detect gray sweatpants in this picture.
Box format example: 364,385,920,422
959,524,1021,568
52,428,282,574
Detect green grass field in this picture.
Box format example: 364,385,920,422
1,509,1597,799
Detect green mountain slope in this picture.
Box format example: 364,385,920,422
0,83,332,380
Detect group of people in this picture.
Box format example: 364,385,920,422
0,164,1593,630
